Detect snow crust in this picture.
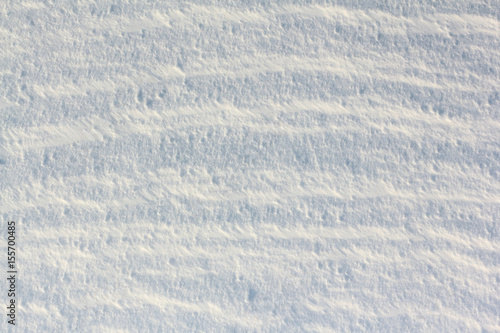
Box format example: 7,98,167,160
0,1,499,332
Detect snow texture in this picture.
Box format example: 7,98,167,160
0,0,499,332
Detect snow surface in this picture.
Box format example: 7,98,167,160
0,0,499,332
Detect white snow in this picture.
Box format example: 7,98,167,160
0,1,499,332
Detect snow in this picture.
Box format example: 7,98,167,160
0,1,499,332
